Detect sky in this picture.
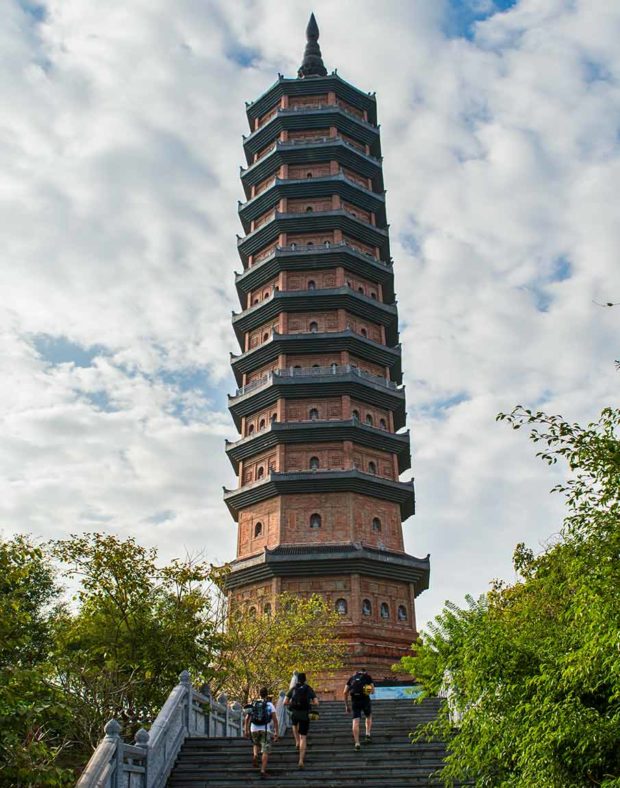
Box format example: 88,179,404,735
1,0,618,630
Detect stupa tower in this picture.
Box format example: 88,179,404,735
224,14,430,696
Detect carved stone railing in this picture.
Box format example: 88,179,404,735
75,671,243,788
235,363,400,398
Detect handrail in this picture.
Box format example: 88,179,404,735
278,134,375,158
245,207,381,240
247,241,388,267
75,671,244,788
235,364,399,398
257,103,375,128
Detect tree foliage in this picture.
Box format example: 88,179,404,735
50,532,224,748
400,406,620,787
211,591,346,704
0,535,72,787
1,532,347,783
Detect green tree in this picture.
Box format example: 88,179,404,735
400,406,620,787
211,591,346,704
51,533,224,749
0,535,72,787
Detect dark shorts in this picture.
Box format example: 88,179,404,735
351,695,371,719
291,714,310,735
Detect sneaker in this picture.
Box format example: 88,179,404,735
298,762,304,769
260,771,268,780
365,735,372,743
354,743,361,751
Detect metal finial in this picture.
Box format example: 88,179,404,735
298,13,327,78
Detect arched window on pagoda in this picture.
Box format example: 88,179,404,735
309,456,320,470
365,414,374,426
309,408,319,421
308,280,316,290
379,418,387,430
259,418,266,430
372,517,381,532
264,603,272,616
380,602,390,619
368,461,377,475
352,409,360,421
398,605,408,621
254,522,263,538
310,513,321,529
309,321,319,333
336,598,348,615
362,599,372,616
257,466,265,479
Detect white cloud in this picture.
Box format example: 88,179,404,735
1,0,618,630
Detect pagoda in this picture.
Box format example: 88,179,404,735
223,14,430,697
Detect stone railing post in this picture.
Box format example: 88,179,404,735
106,719,123,788
179,670,192,734
222,693,230,735
231,702,243,736
135,728,149,787
276,690,288,736
202,684,212,736
218,694,227,736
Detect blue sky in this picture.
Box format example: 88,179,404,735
1,0,619,629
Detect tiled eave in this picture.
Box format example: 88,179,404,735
240,140,384,196
227,371,406,431
234,245,395,303
230,330,402,385
224,543,429,597
245,74,378,128
225,419,411,474
239,175,386,231
243,108,380,162
237,210,389,264
232,288,398,345
223,470,415,521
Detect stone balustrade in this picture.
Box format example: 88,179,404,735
75,671,245,788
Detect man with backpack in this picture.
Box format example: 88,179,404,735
343,668,374,751
284,672,319,769
244,687,279,779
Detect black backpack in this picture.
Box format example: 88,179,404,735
349,672,369,697
290,683,311,710
250,699,270,726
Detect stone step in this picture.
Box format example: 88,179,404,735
179,736,441,752
167,698,451,788
176,747,446,761
168,772,446,787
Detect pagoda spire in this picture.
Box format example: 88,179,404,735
298,12,328,78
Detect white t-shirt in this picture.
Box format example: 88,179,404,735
249,700,276,733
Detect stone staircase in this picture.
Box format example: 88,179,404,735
167,698,455,787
